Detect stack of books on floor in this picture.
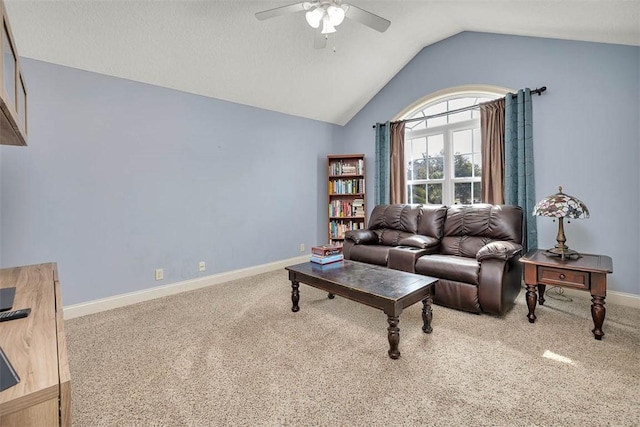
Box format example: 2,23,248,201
310,244,344,265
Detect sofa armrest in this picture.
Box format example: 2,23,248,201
476,241,523,262
344,229,378,245
398,235,440,249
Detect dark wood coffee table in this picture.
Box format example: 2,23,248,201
285,260,438,359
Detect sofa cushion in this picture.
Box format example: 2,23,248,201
441,236,493,258
368,204,421,234
415,254,480,285
344,229,378,245
376,229,418,247
398,234,440,249
417,205,447,239
476,241,523,261
442,204,523,257
348,245,390,266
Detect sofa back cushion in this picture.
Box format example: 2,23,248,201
367,204,420,246
417,205,447,238
441,204,523,257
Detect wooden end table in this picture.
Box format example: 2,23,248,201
520,249,613,340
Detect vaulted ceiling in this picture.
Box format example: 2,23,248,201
5,1,640,125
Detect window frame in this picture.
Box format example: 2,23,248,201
400,86,509,206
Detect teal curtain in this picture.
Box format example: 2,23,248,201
505,89,537,251
374,122,391,205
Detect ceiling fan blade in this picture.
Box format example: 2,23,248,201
344,4,391,32
313,28,327,49
255,2,309,21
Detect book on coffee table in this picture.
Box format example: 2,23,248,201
310,254,344,265
311,244,343,257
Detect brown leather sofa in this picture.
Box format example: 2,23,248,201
343,203,524,315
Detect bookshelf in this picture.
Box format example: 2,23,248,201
327,154,366,245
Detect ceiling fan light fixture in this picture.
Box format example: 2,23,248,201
320,14,336,34
305,7,324,28
326,5,345,26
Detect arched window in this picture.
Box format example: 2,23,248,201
400,86,507,205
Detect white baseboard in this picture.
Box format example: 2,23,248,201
557,287,640,309
64,256,640,319
63,255,308,320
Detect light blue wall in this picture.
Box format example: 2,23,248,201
339,32,640,296
2,32,639,304
1,59,336,305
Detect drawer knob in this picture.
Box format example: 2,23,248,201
559,273,566,280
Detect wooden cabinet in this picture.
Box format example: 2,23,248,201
0,0,28,146
327,154,366,245
0,263,71,426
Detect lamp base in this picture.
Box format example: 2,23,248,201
543,247,582,260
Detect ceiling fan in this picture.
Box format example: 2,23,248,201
255,1,391,49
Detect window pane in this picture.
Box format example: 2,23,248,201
406,138,427,180
411,158,427,180
425,102,447,127
411,137,426,161
427,134,443,156
449,98,475,109
427,134,444,179
427,183,442,204
407,118,426,131
473,153,481,177
473,181,482,203
424,101,446,116
428,156,443,180
454,182,472,204
449,110,472,123
473,128,481,152
454,154,473,178
453,129,473,155
410,184,426,204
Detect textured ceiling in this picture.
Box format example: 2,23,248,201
5,0,640,125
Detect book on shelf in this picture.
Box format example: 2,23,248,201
352,198,365,217
311,244,343,257
329,219,365,239
310,254,344,265
329,159,363,176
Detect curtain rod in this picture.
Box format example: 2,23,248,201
372,86,547,128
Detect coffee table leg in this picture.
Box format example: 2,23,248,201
526,284,538,323
422,296,433,334
591,295,606,340
387,315,400,359
291,281,300,312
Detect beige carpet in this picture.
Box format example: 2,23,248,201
66,269,640,426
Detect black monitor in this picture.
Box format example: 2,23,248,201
0,287,20,390
0,345,19,391
0,287,16,312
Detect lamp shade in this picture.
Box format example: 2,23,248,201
326,5,345,26
532,186,589,219
320,14,336,34
305,7,324,29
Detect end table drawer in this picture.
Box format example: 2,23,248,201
538,266,589,289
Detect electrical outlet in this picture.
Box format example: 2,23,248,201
155,268,164,281
300,243,305,252
199,261,206,272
